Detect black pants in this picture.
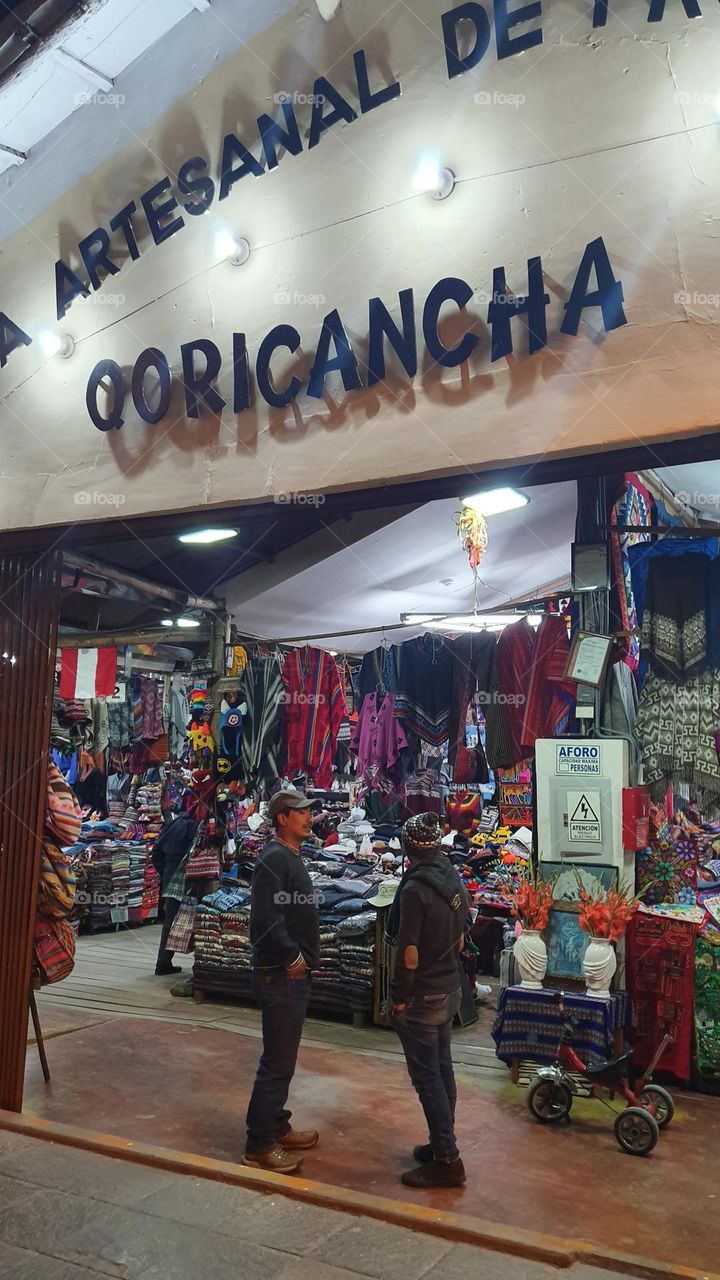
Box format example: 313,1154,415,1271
391,990,462,1162
155,897,180,971
245,970,311,1150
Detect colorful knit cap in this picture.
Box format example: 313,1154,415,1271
403,811,442,852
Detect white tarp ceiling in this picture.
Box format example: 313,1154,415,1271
221,481,576,652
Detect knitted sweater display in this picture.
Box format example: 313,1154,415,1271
281,647,345,789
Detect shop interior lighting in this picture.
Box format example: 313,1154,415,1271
160,617,202,628
178,528,238,544
214,230,250,265
460,487,529,517
413,159,455,201
401,612,542,631
39,330,75,359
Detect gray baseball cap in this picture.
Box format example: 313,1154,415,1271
269,789,314,821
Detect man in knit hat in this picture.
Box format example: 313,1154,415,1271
388,811,469,1188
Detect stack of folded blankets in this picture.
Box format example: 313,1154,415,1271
194,886,252,974
134,781,164,844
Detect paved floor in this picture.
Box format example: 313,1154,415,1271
21,1011,720,1276
0,1130,656,1280
35,925,501,1069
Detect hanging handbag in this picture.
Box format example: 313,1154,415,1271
33,917,76,985
166,896,196,954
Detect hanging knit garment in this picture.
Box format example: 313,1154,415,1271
447,633,497,769
485,617,575,769
282,647,345,789
240,656,285,786
394,635,453,745
636,667,720,801
641,555,707,682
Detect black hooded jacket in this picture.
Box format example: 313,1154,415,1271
389,853,469,1003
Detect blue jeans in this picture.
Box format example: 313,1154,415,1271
391,990,462,1163
245,970,311,1150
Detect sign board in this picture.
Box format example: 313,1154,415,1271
106,680,127,705
556,743,601,776
568,791,602,844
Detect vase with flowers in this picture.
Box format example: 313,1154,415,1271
505,871,554,989
574,872,641,998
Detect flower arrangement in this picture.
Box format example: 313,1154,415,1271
573,870,641,942
505,869,554,932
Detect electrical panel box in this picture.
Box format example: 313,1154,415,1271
535,738,634,880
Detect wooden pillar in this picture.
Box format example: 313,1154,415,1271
0,547,61,1111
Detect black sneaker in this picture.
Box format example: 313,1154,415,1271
412,1143,434,1164
155,964,182,975
401,1158,466,1189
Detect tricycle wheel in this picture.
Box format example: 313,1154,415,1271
527,1076,573,1123
614,1106,659,1156
640,1083,674,1129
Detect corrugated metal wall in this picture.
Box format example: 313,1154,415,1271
0,548,61,1111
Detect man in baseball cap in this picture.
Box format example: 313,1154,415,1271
244,790,320,1174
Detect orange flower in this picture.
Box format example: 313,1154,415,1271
574,874,640,940
504,873,554,931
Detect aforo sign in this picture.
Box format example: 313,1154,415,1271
0,1,707,434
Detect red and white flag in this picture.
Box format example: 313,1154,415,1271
59,647,118,700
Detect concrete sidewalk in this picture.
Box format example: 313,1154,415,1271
0,1130,649,1280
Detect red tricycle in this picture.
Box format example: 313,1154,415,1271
526,991,674,1156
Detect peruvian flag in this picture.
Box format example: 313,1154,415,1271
59,647,118,700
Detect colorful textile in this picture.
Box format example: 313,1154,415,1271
282,647,345,789
695,933,720,1077
636,668,720,800
356,644,400,708
641,556,707,682
141,677,164,739
45,761,82,847
240,656,285,786
395,635,453,745
626,912,696,1081
445,791,482,837
351,692,408,790
492,986,631,1065
58,647,117,699
486,617,575,768
636,811,698,905
610,473,652,670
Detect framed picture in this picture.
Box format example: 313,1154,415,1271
546,909,589,980
565,631,613,688
571,542,610,594
542,862,619,911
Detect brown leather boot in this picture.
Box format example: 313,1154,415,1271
278,1126,319,1150
243,1145,303,1173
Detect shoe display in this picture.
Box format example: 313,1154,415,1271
277,1126,320,1150
242,1145,303,1173
412,1143,434,1164
401,1157,466,1189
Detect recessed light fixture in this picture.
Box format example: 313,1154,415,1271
460,487,529,517
178,528,238,545
214,230,250,265
413,159,455,201
39,330,75,359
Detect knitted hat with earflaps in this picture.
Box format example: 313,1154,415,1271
403,811,442,856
